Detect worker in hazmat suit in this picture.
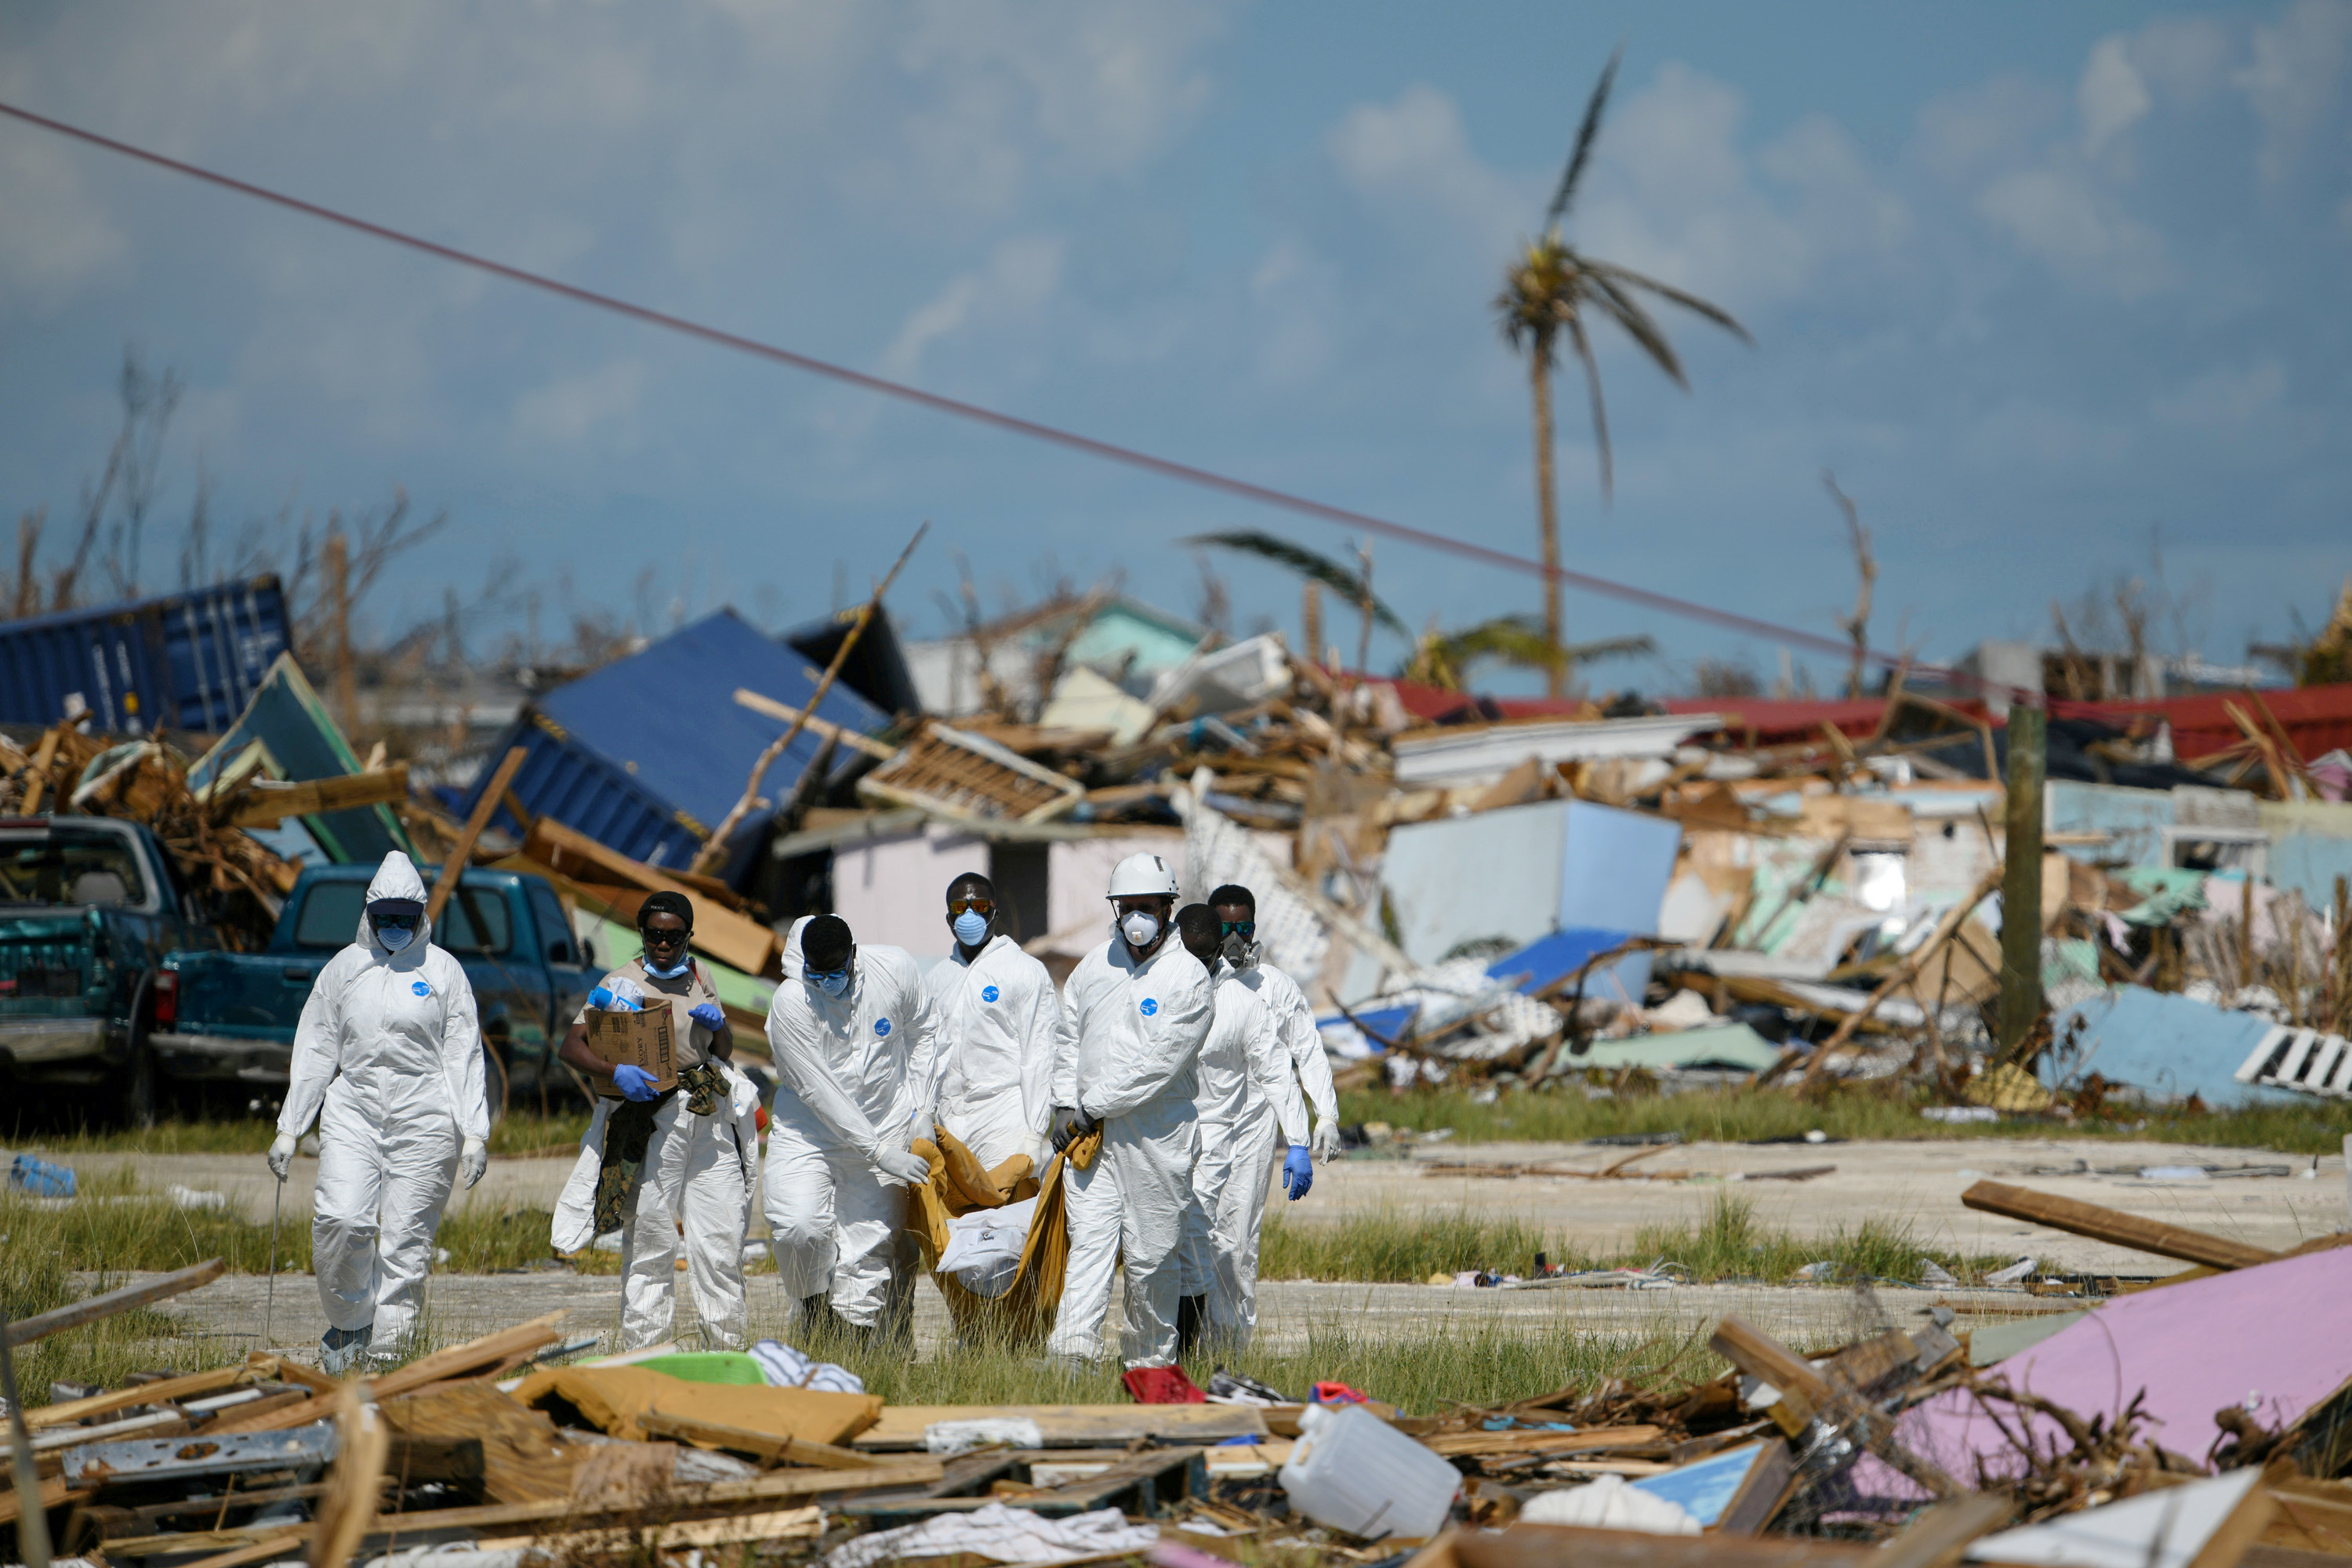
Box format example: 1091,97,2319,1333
1044,852,1214,1368
764,914,936,1341
555,891,759,1350
1208,884,1344,1165
1172,903,1312,1351
267,852,489,1373
926,872,1069,1171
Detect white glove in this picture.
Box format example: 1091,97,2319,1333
1311,1120,1344,1164
459,1136,488,1189
910,1106,936,1142
267,1133,296,1181
876,1146,931,1186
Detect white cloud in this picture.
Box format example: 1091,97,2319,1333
2079,35,2153,156
878,235,1065,381
0,136,128,301
2154,359,2288,427
2238,0,2352,183
1975,165,2173,298
514,361,645,446
1326,84,1523,239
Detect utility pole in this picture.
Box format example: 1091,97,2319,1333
325,528,357,740
1996,702,2048,1054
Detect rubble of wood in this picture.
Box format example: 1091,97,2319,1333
9,1197,2351,1568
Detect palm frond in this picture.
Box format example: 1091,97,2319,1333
1423,612,1656,684
1586,260,1753,343
1545,46,1624,230
1181,530,1410,637
1587,271,1688,387
1564,312,1613,503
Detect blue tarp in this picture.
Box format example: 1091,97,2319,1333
2045,984,2298,1108
1484,927,1639,996
468,610,890,877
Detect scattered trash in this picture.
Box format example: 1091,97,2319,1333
1985,1256,2038,1286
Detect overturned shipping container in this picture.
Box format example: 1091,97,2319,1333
0,577,290,735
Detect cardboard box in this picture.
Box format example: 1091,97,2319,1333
585,1002,677,1098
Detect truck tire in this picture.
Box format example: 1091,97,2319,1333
482,1038,510,1129
122,976,158,1130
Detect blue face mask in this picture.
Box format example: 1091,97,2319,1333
644,953,691,979
952,912,989,947
811,968,851,998
378,924,416,953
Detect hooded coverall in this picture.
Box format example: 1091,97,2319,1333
278,853,488,1355
1178,961,1309,1346
926,933,1069,1171
763,937,935,1328
1046,935,1213,1367
1258,961,1341,1156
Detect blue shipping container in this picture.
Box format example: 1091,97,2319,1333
463,609,890,878
0,576,291,735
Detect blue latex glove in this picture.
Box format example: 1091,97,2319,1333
612,1064,659,1102
688,1002,726,1030
1283,1145,1314,1201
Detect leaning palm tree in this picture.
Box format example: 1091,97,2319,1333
1404,613,1654,693
1496,49,1751,698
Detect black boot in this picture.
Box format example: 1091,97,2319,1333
1176,1294,1207,1355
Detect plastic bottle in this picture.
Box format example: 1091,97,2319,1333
1278,1401,1460,1541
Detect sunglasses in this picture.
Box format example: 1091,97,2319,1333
1219,920,1256,938
947,896,995,917
640,927,691,949
806,967,850,985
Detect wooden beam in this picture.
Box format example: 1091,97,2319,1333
364,1312,566,1401
26,1361,266,1429
227,767,411,827
1707,1314,1961,1500
522,815,776,975
1871,1495,2014,1568
633,1409,885,1469
732,690,898,761
426,746,526,926
1961,1181,2278,1270
5,1258,225,1347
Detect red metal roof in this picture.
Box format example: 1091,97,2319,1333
2050,684,2352,763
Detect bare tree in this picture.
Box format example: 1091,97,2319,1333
1823,470,1875,699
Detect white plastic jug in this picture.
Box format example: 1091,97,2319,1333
1279,1402,1460,1541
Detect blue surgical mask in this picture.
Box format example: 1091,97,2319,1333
952,912,989,947
644,954,691,979
812,969,851,998
378,924,416,953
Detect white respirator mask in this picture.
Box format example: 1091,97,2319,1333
379,926,416,953
1118,909,1161,948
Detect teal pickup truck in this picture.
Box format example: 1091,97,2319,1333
0,815,220,1125
156,864,601,1120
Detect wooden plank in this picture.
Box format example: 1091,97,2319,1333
228,768,410,828
362,1311,567,1401
524,816,777,975
733,690,898,761
425,746,525,926
1453,1522,1870,1568
1708,1314,1961,1500
5,1258,226,1347
1961,1181,2278,1271
477,1506,825,1555
0,1475,90,1528
1876,1495,2013,1568
173,1532,307,1568
25,1363,263,1430
852,1403,1268,1450
1423,1425,1666,1459
634,1408,883,1469
201,1389,317,1435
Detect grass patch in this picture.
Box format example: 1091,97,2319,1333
1263,1193,2033,1287
13,1109,600,1159
779,1312,1695,1417
1347,1083,2348,1154
2,1163,315,1275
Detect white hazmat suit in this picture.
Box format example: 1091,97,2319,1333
1179,960,1309,1346
926,933,1068,1171
1046,935,1213,1367
763,934,935,1329
277,853,488,1356
1258,961,1343,1163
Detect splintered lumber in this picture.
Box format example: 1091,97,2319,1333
5,1258,226,1346
1421,1425,1666,1460
1875,1494,2015,1568
634,1408,884,1469
851,1403,1268,1450
734,690,898,761
228,767,411,828
1707,1314,1960,1499
310,1386,389,1568
25,1360,269,1429
425,746,525,926
1414,1523,1871,1568
524,816,776,974
379,1383,576,1504
176,1533,308,1568
477,1506,825,1555
1961,1181,2278,1270
365,1311,567,1400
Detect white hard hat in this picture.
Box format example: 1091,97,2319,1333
1105,852,1180,900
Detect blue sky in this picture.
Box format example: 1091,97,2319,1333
2,2,2347,695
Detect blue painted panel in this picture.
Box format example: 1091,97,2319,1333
2046,781,2174,867
2046,985,2297,1107
1558,799,1681,999
1380,800,1568,964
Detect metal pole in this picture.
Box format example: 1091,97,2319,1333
1997,702,2048,1055
265,1171,285,1352
0,1302,54,1568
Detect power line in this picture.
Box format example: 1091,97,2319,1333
0,96,1962,687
